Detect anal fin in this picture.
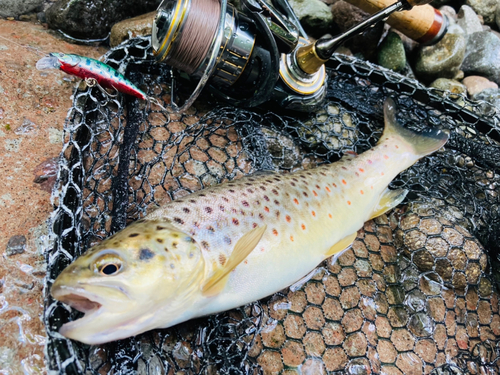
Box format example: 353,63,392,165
325,232,357,258
370,188,408,220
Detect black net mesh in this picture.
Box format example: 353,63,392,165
44,36,500,374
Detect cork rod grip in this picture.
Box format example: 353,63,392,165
343,0,445,43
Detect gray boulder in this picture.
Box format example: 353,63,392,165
46,0,161,40
414,24,467,83
457,5,484,36
466,0,498,24
289,0,333,36
0,0,43,18
461,31,500,85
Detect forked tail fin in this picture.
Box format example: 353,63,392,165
379,98,449,157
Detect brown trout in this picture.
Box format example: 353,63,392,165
51,99,448,345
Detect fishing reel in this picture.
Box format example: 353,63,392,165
152,0,445,113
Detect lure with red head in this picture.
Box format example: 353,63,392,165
36,52,148,100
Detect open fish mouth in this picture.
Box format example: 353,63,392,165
51,286,104,314
56,292,102,313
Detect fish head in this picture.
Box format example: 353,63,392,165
51,219,206,345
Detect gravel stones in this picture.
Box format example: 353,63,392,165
462,75,498,96
415,24,467,83
461,31,500,85
5,235,26,256
377,31,407,73
429,78,467,95
0,0,44,18
466,0,499,24
288,0,333,36
457,5,484,36
46,0,161,40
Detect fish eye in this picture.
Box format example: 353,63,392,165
94,253,123,276
99,263,121,276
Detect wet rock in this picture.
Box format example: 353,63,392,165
429,78,467,95
5,235,26,256
462,75,498,96
377,31,406,73
289,0,333,36
415,24,467,83
471,87,500,110
466,0,498,24
33,157,58,193
330,0,384,60
457,5,484,35
461,31,500,85
46,0,161,40
0,0,43,18
110,11,155,47
439,6,457,25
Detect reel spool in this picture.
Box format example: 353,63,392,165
152,0,445,113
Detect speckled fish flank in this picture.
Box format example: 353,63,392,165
51,98,448,345
36,53,147,99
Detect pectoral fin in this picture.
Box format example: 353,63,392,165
202,224,267,296
369,188,408,220
325,232,357,257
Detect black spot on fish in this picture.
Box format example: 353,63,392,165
129,233,140,238
157,226,167,230
223,236,232,245
157,238,164,244
164,247,169,252
183,207,190,213
205,207,213,214
174,217,184,225
201,241,210,250
139,248,155,261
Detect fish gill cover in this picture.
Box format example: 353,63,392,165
45,36,500,374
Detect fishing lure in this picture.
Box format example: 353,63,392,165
36,52,165,108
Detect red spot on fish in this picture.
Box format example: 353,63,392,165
395,145,399,149
290,236,294,242
312,211,316,217
360,190,364,195
359,168,364,173
301,224,306,230
347,201,351,205
328,214,333,219
294,198,299,205
381,172,385,176
232,218,239,225
342,180,347,185
261,247,265,252
355,172,359,177
326,186,331,193
272,229,278,236
313,190,318,196
368,160,373,164
286,215,291,223
264,206,270,213
341,167,347,170
244,260,248,264
384,155,389,159
253,223,258,228
371,186,374,190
